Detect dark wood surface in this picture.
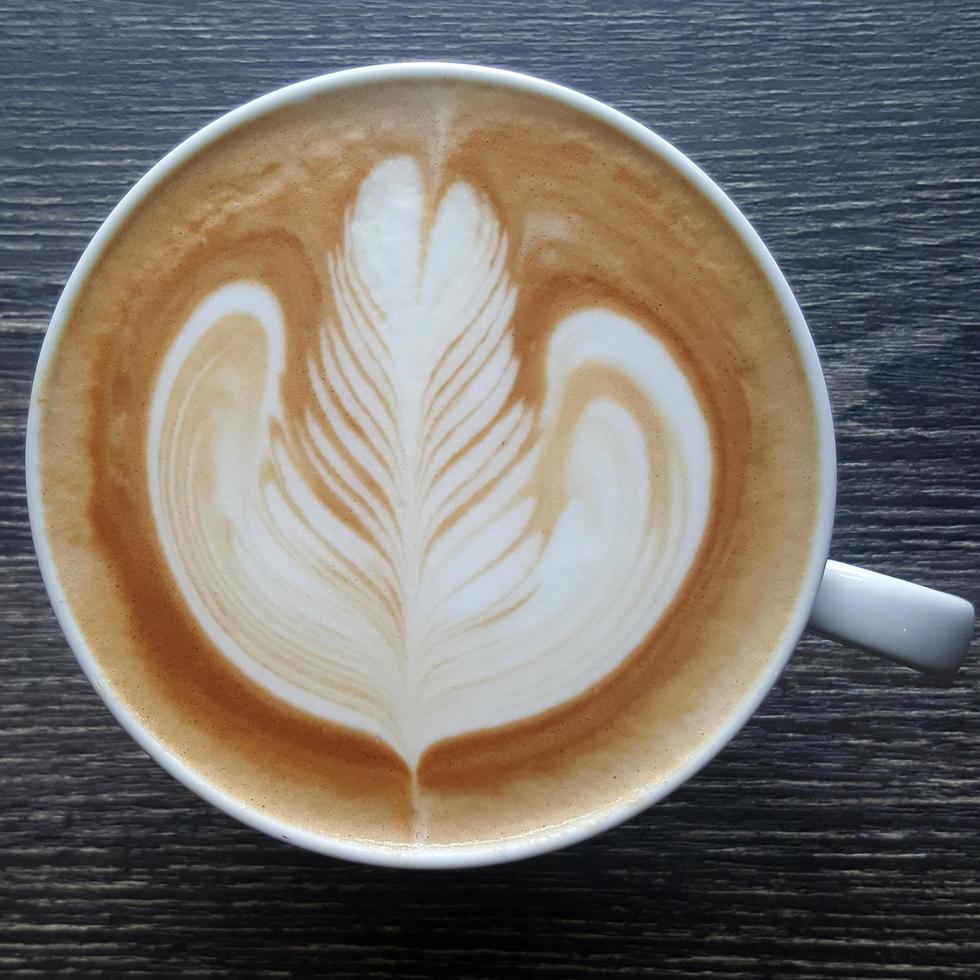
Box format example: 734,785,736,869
2,1,978,976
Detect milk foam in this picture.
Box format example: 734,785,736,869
147,155,712,767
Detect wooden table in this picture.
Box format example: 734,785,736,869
2,1,977,976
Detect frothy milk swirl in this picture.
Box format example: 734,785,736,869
147,155,712,767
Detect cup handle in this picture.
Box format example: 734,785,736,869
807,560,975,675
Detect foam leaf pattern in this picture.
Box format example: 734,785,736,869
147,155,713,767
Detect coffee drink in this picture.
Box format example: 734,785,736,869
36,77,820,848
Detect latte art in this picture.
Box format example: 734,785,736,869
148,156,711,766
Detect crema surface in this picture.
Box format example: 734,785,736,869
37,79,821,848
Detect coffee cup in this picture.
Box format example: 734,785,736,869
27,63,975,867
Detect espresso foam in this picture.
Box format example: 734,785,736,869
37,78,821,848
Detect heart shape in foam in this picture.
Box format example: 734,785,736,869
147,156,712,768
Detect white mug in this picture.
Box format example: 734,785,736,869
26,63,975,868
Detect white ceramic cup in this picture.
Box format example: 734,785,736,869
26,63,976,868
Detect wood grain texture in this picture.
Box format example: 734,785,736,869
1,0,978,976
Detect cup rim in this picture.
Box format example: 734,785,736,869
26,61,837,869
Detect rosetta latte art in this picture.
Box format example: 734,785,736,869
147,155,712,767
